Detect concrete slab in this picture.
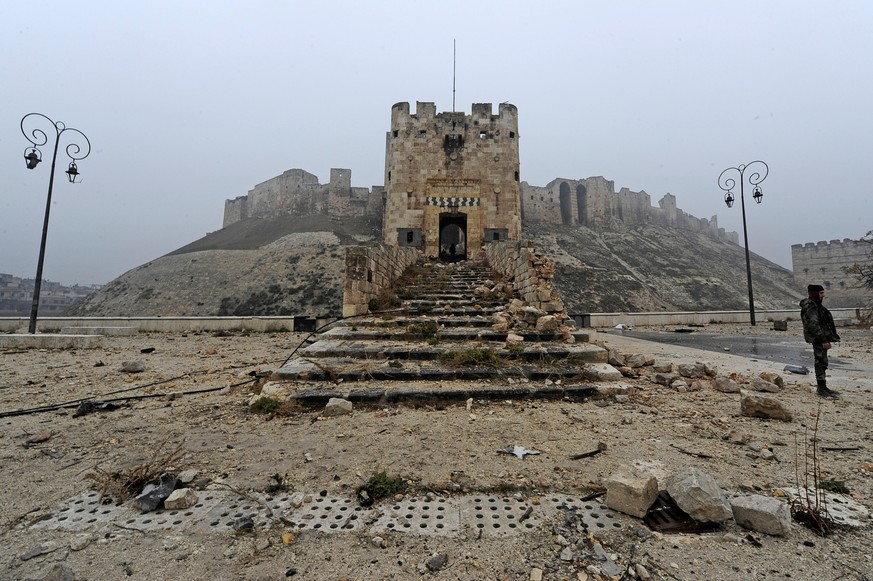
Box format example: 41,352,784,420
0,333,104,349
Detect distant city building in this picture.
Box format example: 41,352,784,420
0,273,101,316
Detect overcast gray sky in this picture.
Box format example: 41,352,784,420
2,0,871,285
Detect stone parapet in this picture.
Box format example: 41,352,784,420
484,240,567,318
342,245,421,317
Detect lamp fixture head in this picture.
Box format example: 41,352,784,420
24,148,42,169
724,192,734,208
752,186,763,204
65,162,80,183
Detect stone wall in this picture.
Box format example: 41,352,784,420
520,177,739,244
223,168,382,228
791,238,872,307
483,240,565,316
342,245,421,317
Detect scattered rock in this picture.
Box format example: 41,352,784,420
665,467,733,522
626,354,653,368
740,390,792,422
677,362,707,378
425,553,449,572
714,377,742,393
164,488,198,510
121,360,146,373
30,563,75,581
750,376,782,393
506,332,524,348
132,473,179,512
19,542,60,561
584,363,623,381
322,398,353,417
759,371,784,388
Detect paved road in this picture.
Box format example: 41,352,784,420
602,329,861,372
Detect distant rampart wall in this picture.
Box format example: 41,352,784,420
791,238,872,307
520,177,739,243
223,168,383,228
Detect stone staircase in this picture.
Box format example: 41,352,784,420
272,259,611,404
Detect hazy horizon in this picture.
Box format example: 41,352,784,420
2,1,871,286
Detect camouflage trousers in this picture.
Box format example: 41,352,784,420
812,344,829,381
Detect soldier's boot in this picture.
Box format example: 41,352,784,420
816,379,840,398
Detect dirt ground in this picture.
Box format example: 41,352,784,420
1,321,872,581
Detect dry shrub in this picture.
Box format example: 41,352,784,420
86,439,186,504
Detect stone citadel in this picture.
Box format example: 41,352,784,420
224,101,740,253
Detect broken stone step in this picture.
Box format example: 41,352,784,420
363,317,494,328
288,384,600,407
297,339,606,363
321,326,589,343
273,358,599,383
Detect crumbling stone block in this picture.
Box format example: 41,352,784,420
730,494,791,536
606,470,659,518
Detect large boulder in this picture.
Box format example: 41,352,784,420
665,467,732,523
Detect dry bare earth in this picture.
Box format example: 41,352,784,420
1,325,872,580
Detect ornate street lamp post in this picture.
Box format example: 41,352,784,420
717,160,768,326
20,113,91,334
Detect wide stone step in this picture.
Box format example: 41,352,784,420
405,299,505,308
365,317,495,328
273,357,603,383
297,339,606,364
321,326,590,343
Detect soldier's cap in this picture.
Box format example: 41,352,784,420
808,284,824,293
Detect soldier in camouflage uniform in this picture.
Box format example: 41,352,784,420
800,284,841,398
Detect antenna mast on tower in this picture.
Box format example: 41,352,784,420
452,39,456,113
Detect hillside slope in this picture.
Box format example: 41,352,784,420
525,223,800,314
68,218,801,317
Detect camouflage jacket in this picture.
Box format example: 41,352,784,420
800,298,840,345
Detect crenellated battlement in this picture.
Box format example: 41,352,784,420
791,237,871,307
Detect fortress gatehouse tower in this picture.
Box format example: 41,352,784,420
382,102,522,261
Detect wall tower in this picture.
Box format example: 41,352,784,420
382,101,522,261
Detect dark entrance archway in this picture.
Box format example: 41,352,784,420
439,213,467,262
559,182,572,225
